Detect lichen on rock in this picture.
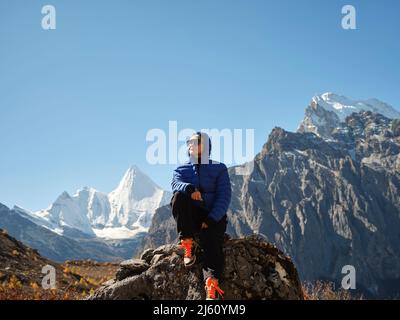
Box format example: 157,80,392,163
88,235,303,300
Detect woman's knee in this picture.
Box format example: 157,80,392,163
171,192,192,210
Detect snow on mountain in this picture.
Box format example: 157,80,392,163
21,166,171,240
92,226,147,240
313,93,400,121
31,191,96,237
75,187,111,228
298,93,400,139
108,165,171,230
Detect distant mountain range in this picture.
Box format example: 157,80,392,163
1,92,399,298
0,166,171,261
0,203,131,261
15,165,171,240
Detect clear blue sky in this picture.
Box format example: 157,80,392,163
1,0,399,211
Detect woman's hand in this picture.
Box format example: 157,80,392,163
191,191,203,201
201,222,208,229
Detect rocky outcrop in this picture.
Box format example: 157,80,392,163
89,236,303,300
297,98,341,139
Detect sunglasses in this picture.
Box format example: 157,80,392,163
186,138,201,146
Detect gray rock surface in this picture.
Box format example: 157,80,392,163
89,236,303,300
115,259,150,281
229,111,400,298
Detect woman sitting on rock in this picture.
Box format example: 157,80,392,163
170,131,232,300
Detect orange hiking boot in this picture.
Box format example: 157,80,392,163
179,238,196,267
205,277,224,300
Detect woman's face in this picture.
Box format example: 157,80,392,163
187,139,203,157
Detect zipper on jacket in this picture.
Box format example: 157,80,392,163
195,163,201,192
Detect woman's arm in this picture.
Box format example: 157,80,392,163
171,168,195,194
204,164,231,224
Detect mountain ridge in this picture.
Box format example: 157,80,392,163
22,166,171,240
298,92,400,139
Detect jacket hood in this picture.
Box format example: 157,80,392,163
188,131,212,163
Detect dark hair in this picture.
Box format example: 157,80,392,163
196,131,212,155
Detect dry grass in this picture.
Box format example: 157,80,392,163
0,261,119,300
0,276,85,300
2,254,363,300
62,261,119,287
0,230,120,300
302,281,363,300
2,279,362,300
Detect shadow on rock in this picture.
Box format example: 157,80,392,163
88,235,303,300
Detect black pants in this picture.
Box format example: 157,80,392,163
170,192,227,281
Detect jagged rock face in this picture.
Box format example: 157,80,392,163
89,236,303,300
141,111,400,298
297,99,341,139
228,111,400,298
297,93,400,140
336,111,400,171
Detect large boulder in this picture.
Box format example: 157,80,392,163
88,235,303,300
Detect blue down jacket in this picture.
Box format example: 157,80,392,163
171,159,232,224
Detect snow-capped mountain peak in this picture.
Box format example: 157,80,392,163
298,92,400,139
30,190,95,237
58,191,71,200
312,93,400,121
107,166,171,233
110,165,162,202
20,166,171,240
